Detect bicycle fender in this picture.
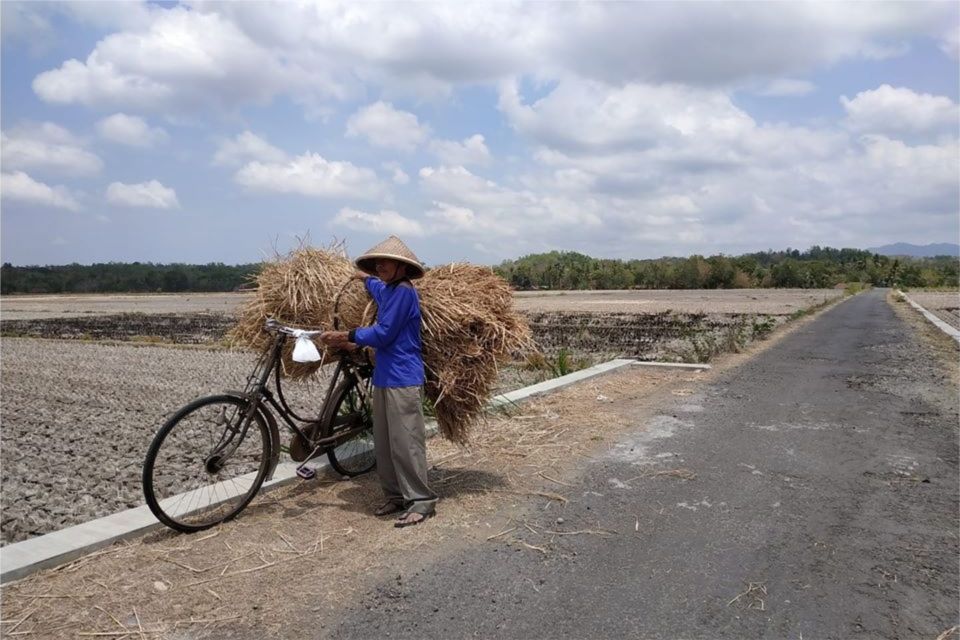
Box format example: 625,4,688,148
224,390,282,482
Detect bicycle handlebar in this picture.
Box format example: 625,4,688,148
264,318,323,337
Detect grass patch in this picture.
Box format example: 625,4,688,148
751,316,775,340
523,348,590,378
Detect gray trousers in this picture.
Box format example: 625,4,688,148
372,386,437,515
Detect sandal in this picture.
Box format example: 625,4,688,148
374,501,405,517
394,511,435,528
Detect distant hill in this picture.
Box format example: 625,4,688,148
868,242,959,257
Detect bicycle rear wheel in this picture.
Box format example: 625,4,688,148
143,395,270,533
324,377,376,477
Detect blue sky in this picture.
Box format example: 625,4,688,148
2,1,958,267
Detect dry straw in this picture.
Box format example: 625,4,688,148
228,242,371,379
229,245,532,444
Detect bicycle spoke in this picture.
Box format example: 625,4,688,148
327,378,376,477
144,396,269,532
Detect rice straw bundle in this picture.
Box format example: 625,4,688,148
228,244,369,378
229,248,532,443
418,263,532,443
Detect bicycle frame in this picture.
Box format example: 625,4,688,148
211,328,372,472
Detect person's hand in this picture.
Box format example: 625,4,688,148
319,330,349,346
341,342,359,352
353,271,368,280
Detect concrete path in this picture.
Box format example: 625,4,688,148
325,289,959,639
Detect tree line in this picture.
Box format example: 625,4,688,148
0,262,260,294
1,247,957,294
493,247,960,290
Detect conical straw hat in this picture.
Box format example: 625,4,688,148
355,235,425,279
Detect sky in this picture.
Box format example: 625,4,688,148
1,1,958,267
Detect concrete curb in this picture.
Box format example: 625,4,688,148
898,290,960,343
628,361,712,370
488,358,636,408
1,356,651,585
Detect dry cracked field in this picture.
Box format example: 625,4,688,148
2,288,843,320
1,288,848,546
0,340,324,544
907,290,960,329
1,293,247,321
513,288,843,314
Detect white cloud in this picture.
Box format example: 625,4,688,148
841,84,959,136
1,122,102,176
1,2,56,54
214,131,288,167
429,74,956,256
31,7,307,113
10,3,958,260
941,24,960,59
215,2,954,90
96,113,168,147
106,180,179,209
201,3,537,90
859,134,957,180
538,3,954,85
392,169,410,185
345,102,430,151
418,164,603,238
234,153,383,199
57,1,156,32
1,2,155,55
429,134,491,166
1,171,81,211
380,162,411,185
755,78,816,97
498,78,753,155
332,207,424,237
29,3,956,115
424,201,478,231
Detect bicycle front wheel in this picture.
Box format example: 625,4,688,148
143,395,270,533
324,377,376,477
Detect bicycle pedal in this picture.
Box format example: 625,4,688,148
296,466,316,480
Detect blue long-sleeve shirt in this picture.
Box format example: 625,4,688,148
351,277,425,388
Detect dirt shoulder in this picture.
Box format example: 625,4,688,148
889,290,960,385
0,296,849,639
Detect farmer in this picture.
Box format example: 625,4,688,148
320,236,437,528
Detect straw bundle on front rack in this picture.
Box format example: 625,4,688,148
227,244,370,379
229,247,532,444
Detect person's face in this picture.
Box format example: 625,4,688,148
375,258,405,283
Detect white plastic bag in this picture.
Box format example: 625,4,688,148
292,334,322,362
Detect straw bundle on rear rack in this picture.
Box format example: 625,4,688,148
229,246,532,444
417,263,531,443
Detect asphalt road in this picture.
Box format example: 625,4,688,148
327,290,958,640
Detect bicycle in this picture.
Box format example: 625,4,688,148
142,318,375,533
